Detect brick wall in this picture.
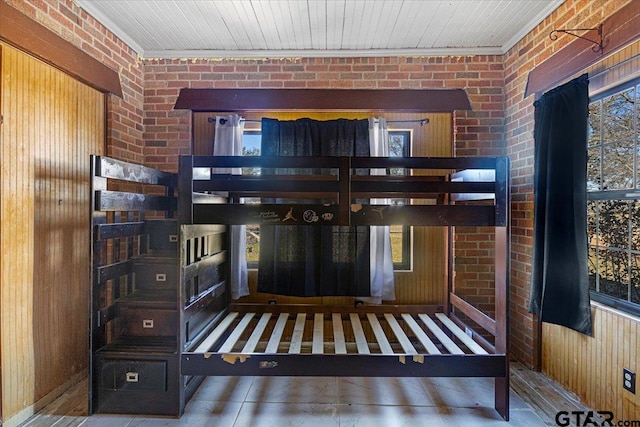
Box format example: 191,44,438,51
503,0,635,367
142,56,505,170
6,0,145,163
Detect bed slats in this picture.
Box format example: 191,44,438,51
195,312,239,353
418,314,465,355
241,313,272,353
265,313,289,354
349,313,370,354
332,313,347,354
288,313,307,354
197,311,490,356
401,314,440,355
312,313,324,354
366,313,394,354
435,313,488,355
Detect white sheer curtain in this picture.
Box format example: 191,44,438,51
214,114,249,299
365,117,395,303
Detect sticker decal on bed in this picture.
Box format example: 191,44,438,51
283,207,297,222
253,211,280,223
303,210,319,223
259,361,278,369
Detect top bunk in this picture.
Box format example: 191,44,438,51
178,155,509,228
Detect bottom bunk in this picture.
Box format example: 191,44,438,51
182,304,509,420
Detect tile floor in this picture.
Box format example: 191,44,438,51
28,375,554,427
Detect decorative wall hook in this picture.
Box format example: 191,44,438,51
549,24,604,54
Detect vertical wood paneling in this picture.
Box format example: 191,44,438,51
542,304,640,420
193,111,451,305
0,43,104,421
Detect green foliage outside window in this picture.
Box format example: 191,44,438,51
587,81,640,312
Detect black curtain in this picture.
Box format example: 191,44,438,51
257,118,371,297
529,74,592,335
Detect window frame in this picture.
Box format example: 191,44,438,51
587,77,640,317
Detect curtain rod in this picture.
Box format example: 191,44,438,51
209,117,430,126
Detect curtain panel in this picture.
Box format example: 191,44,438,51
214,115,249,300
257,118,371,297
529,74,593,335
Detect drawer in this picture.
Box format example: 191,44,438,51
145,219,178,252
133,257,177,291
100,359,166,391
118,306,177,338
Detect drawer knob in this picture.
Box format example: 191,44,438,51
126,372,139,382
156,273,167,282
142,319,154,328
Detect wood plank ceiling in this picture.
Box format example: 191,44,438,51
75,0,565,58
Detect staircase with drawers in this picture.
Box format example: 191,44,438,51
89,156,226,416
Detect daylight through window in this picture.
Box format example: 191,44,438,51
587,79,640,315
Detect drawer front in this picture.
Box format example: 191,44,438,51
146,220,178,252
119,307,177,337
100,360,166,391
134,259,177,290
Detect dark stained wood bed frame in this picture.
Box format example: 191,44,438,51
90,88,509,419
177,154,510,420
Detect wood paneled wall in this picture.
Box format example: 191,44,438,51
193,111,451,306
542,303,639,420
0,44,104,424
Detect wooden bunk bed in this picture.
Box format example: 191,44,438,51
177,154,510,420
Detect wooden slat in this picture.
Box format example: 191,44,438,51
401,314,440,354
96,260,132,283
418,314,464,355
332,313,347,354
366,313,394,355
195,312,239,353
384,313,417,355
95,222,145,240
450,293,497,336
96,190,175,212
289,313,307,354
98,156,176,186
241,313,272,353
435,313,488,355
218,313,255,353
312,313,324,354
265,313,289,354
349,313,370,354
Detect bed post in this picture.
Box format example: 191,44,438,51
178,155,194,224
494,156,510,420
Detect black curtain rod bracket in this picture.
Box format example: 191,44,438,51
549,24,604,54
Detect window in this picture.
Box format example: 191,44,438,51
587,79,640,316
388,130,412,270
242,131,261,265
242,129,412,270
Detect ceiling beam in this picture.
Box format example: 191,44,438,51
174,88,472,112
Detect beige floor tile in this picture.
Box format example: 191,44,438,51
338,404,446,427
338,377,437,406
233,402,340,427
244,376,340,404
